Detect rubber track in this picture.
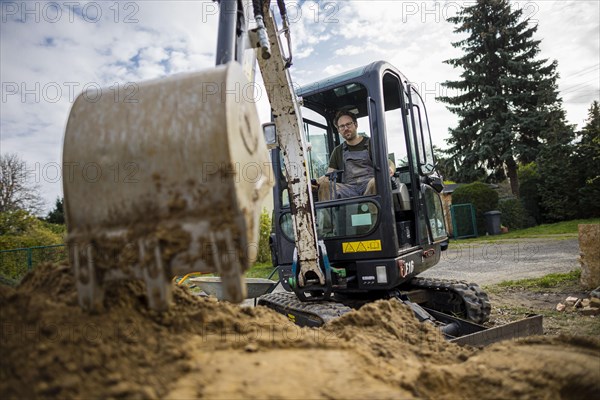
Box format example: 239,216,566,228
410,277,491,324
258,291,353,325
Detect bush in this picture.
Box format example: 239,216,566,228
498,198,529,230
0,210,65,249
0,210,65,281
452,182,499,235
256,209,272,264
519,163,542,226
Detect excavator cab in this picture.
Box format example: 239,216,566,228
262,61,544,342
270,61,449,295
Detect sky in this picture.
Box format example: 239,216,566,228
1,0,599,213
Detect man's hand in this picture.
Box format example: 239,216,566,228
316,175,329,185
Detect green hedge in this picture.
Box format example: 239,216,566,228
518,162,542,225
0,210,66,282
0,245,66,283
498,198,529,230
452,182,499,235
0,210,65,248
256,209,272,264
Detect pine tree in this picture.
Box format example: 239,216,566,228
45,197,65,225
536,107,578,222
439,0,563,197
576,101,600,216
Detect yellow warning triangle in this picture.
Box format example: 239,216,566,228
356,242,367,252
344,243,355,253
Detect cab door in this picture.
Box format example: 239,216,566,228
406,83,448,247
381,71,447,250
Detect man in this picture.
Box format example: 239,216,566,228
318,110,374,200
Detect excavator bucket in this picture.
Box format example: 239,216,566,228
62,62,273,311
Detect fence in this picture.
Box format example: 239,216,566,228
0,244,67,286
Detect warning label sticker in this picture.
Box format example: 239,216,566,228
342,240,382,253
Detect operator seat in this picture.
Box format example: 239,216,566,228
392,181,411,211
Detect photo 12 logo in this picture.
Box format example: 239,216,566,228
399,1,539,24
1,82,139,104
26,161,140,184
201,0,340,24
1,1,140,24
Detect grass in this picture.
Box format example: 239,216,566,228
245,262,277,279
456,218,599,243
495,270,581,290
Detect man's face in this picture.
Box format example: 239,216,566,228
337,115,357,142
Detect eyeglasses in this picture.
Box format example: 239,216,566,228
337,122,355,131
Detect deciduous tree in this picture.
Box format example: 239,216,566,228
0,153,43,214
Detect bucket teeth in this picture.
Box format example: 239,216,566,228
72,243,105,312
210,229,247,303
140,240,172,311
68,225,250,311
71,238,171,311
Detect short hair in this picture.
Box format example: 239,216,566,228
334,110,358,127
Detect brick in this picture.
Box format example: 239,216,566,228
582,298,591,307
565,296,579,306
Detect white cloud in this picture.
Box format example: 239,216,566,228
287,1,334,59
335,45,377,56
318,64,343,77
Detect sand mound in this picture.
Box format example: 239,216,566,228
1,263,599,399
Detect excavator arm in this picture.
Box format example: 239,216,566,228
217,0,332,299
251,1,331,297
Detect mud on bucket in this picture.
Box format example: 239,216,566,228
62,62,273,311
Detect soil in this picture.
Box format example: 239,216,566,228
1,263,599,399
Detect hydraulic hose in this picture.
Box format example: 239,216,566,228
252,0,271,59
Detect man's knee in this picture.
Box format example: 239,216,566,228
318,180,333,201
364,178,376,195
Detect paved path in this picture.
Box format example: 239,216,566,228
420,237,580,285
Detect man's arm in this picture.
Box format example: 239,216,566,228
316,146,341,185
328,145,342,171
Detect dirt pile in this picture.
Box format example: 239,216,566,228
1,263,599,399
